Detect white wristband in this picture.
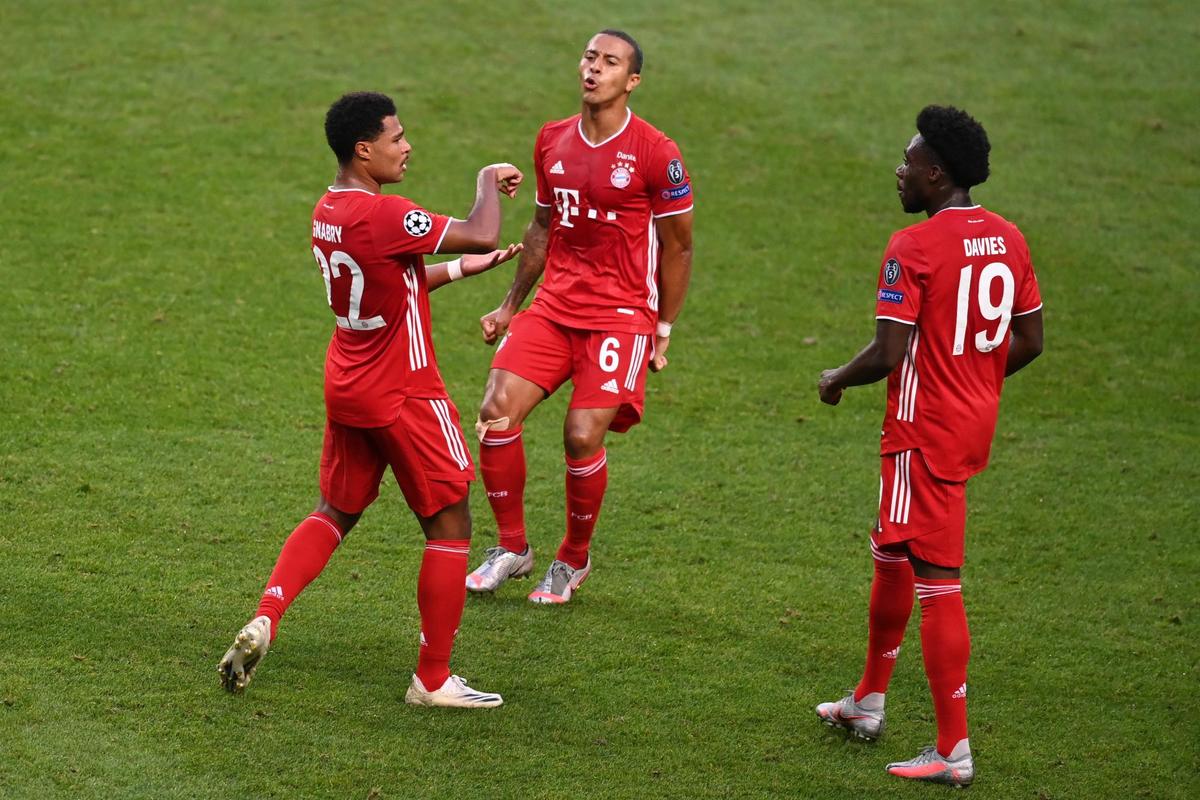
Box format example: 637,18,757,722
445,258,464,282
656,320,673,338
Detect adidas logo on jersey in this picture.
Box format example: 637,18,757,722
264,585,284,600
600,378,619,394
883,646,901,660
952,682,967,699
549,160,565,175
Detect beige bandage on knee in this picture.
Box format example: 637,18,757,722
475,416,512,442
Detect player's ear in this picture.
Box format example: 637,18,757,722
625,72,641,93
354,139,372,162
927,162,945,186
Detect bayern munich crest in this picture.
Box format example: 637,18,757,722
883,257,902,285
404,209,433,237
610,166,632,189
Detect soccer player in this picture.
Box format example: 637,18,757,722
217,91,525,708
815,106,1044,787
463,30,694,603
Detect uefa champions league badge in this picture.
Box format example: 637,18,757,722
610,161,634,189
404,209,433,237
883,257,902,285
666,158,685,185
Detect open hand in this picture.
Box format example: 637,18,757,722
462,242,523,278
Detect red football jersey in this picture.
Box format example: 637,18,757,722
311,187,453,427
875,205,1042,481
531,109,693,333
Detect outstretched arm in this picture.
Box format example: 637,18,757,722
425,243,524,292
818,319,913,405
479,204,551,344
1005,308,1043,376
437,164,524,255
649,211,694,372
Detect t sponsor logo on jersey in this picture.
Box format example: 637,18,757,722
878,289,905,304
549,160,565,175
600,378,619,394
883,257,902,285
661,184,691,200
666,158,685,185
403,209,433,237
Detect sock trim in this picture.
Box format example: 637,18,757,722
870,539,908,563
566,449,607,477
482,427,523,446
308,512,344,544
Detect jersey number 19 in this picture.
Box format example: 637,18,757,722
953,261,1013,355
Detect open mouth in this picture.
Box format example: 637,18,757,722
583,77,598,91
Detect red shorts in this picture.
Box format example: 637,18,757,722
873,449,967,568
491,309,652,433
319,396,475,517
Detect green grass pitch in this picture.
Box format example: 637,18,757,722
1,1,1197,797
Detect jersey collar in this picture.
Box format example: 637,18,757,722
576,107,632,149
932,204,982,216
327,186,376,195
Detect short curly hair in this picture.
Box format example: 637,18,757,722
916,105,990,188
325,92,396,165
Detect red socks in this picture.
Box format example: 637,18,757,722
256,513,344,641
854,541,915,701
479,426,527,553
415,539,470,692
916,578,971,757
557,449,607,570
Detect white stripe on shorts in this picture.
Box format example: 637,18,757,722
429,399,470,471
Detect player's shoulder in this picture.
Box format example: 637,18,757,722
625,112,677,150
538,115,580,141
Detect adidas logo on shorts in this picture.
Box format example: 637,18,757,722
600,378,619,394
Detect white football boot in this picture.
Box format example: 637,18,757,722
404,674,503,708
465,545,534,593
886,746,974,787
217,615,272,693
527,557,591,604
815,693,886,741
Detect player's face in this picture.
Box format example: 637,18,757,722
896,134,933,214
579,34,640,104
361,115,412,184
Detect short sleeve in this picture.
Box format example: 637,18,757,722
373,195,452,257
1011,230,1043,316
646,137,693,218
533,125,552,208
875,232,925,324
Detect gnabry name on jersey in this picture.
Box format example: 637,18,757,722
962,236,1006,257
313,220,343,244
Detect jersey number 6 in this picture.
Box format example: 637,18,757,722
953,261,1014,355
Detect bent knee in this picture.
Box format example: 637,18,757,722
563,427,605,459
